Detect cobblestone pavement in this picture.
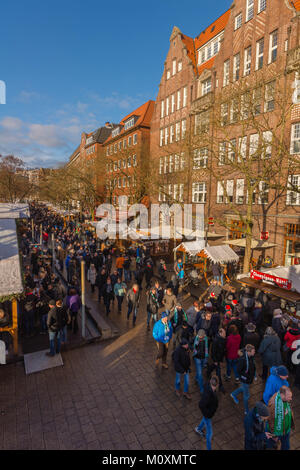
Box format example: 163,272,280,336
1,281,300,451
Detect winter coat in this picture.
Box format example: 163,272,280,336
114,282,127,297
263,366,290,405
193,337,208,360
244,407,267,450
272,316,286,342
146,291,159,314
211,334,226,363
66,294,81,313
162,292,177,314
152,319,173,344
226,334,241,360
226,318,244,338
236,350,256,384
199,383,219,419
258,335,282,367
186,305,199,329
87,267,97,285
243,331,261,351
126,288,140,307
173,345,191,374
284,328,300,351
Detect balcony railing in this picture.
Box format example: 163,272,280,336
287,46,300,73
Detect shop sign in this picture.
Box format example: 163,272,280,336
250,269,292,290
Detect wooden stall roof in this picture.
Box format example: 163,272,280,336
238,277,300,303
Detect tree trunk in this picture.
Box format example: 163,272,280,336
243,199,254,273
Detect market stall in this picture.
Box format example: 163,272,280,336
223,238,277,270
175,242,239,285
0,203,29,356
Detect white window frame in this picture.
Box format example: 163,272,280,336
159,157,163,175
124,117,134,130
202,77,211,96
249,134,259,158
235,12,242,30
183,86,188,107
160,129,164,147
223,60,230,87
133,154,137,167
172,59,177,76
244,46,252,76
161,100,165,118
217,181,224,203
269,30,278,64
192,182,207,203
176,122,180,141
178,60,182,72
170,125,174,143
256,38,264,70
246,0,254,22
258,181,269,204
233,53,240,81
133,133,137,145
258,0,266,13
238,136,247,161
181,119,186,139
236,179,245,204
169,155,173,173
291,123,300,154
177,90,181,110
262,131,272,159
171,94,175,113
287,175,300,205
219,142,226,165
165,126,169,146
166,96,170,116
226,180,234,203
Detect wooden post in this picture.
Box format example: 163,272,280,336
40,224,42,245
31,219,34,242
81,261,86,338
51,233,55,270
12,299,18,355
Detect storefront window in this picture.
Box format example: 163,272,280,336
284,224,300,266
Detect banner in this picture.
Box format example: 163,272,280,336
250,269,292,290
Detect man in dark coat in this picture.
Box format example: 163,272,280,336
231,344,256,414
194,375,219,450
244,402,276,450
173,338,191,400
207,328,226,393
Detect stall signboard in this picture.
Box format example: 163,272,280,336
250,269,292,290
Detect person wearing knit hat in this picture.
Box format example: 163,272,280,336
263,365,289,405
244,401,276,450
153,312,173,369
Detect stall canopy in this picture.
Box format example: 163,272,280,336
223,239,277,249
0,203,30,219
175,242,239,264
174,240,206,256
203,245,239,264
0,218,24,297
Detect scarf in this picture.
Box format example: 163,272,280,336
274,391,292,436
150,291,159,307
193,335,208,358
173,308,188,325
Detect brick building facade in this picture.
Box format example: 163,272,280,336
102,100,154,206
150,0,300,268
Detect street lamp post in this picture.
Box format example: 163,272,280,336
81,260,86,338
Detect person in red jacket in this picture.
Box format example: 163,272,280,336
284,321,300,371
225,325,241,382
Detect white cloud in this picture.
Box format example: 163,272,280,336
0,116,23,130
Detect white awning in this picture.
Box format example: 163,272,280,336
0,203,30,219
174,240,206,256
203,245,239,264
0,219,23,296
223,239,277,249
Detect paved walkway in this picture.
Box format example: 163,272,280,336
1,280,300,450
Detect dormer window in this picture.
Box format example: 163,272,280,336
112,127,120,138
124,117,135,130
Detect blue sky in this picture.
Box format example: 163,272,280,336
0,0,227,168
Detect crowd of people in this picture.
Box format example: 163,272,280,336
10,203,300,450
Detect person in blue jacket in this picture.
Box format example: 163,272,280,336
153,312,173,369
263,365,289,405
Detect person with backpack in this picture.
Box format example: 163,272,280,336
146,287,160,330
193,329,209,393
230,344,256,414
207,328,227,394
171,304,188,349
194,375,219,450
174,338,191,400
